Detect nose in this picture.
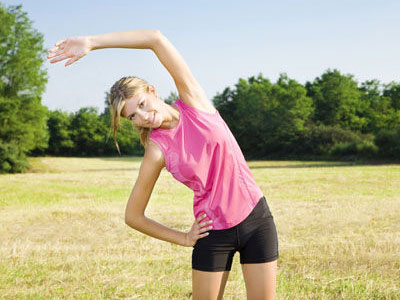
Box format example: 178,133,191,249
138,111,152,123
135,110,149,121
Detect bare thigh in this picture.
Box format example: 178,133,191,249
192,269,230,300
241,259,278,300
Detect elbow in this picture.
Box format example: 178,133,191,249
124,213,135,228
151,30,165,50
124,212,143,228
154,29,162,36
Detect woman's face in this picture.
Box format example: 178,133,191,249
122,88,161,128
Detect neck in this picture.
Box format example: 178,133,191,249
159,102,180,129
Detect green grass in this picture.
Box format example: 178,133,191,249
0,157,399,299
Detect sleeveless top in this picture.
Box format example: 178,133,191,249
148,99,264,230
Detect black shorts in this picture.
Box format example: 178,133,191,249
192,196,279,272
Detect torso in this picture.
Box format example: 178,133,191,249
148,97,216,168
148,98,264,229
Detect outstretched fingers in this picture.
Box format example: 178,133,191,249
48,53,68,64
49,41,65,53
65,56,79,67
55,40,66,47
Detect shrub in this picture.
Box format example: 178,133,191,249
375,127,400,159
295,124,377,159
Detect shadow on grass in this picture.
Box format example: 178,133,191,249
99,156,143,162
247,158,400,169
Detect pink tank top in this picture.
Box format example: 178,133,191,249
149,99,264,229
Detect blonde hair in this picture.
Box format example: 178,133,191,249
108,76,152,154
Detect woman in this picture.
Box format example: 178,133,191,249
48,29,279,300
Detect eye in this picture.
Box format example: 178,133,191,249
128,100,144,120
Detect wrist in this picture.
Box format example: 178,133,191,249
88,35,98,51
183,232,189,247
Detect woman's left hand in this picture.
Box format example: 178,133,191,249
184,214,213,247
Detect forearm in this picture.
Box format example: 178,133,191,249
126,215,187,247
89,29,161,51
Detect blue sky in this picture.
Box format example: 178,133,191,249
2,0,400,113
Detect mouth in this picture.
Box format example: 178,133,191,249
150,112,155,125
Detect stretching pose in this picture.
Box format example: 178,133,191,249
48,30,279,300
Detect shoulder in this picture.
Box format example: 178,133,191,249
132,140,164,200
179,84,217,114
144,139,166,169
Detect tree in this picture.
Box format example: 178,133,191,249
70,107,108,156
383,81,400,111
0,4,49,173
163,91,179,104
46,110,74,155
306,69,366,132
383,81,400,129
213,73,313,158
358,79,394,134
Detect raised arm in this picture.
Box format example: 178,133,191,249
90,30,209,108
150,32,210,109
47,29,212,110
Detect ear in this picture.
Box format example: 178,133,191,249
148,85,158,97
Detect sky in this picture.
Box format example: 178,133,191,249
2,0,400,113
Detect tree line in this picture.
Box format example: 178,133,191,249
1,3,399,174
214,71,400,160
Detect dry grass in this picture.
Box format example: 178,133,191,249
0,157,399,299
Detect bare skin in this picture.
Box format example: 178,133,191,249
47,29,277,299
241,260,277,300
120,88,182,131
192,260,277,300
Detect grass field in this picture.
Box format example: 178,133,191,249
0,157,399,299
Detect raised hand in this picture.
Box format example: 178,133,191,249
47,36,92,67
185,214,213,247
